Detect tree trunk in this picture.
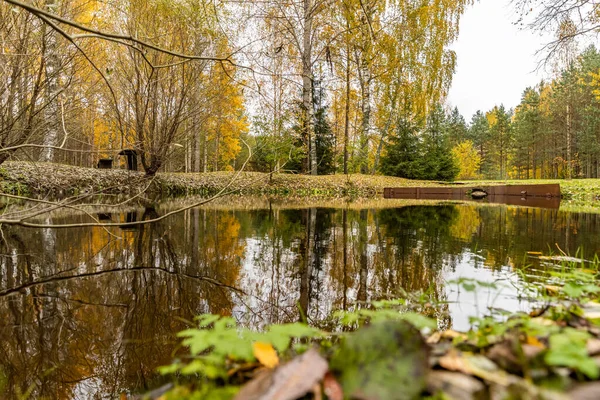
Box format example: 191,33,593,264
566,103,572,179
194,124,201,173
40,1,61,163
302,0,317,175
214,129,220,171
202,130,207,173
357,53,371,175
343,23,350,175
299,208,316,319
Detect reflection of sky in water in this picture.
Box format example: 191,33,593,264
444,251,530,331
2,201,600,399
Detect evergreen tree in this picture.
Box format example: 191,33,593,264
313,79,335,175
314,106,335,174
487,105,513,179
512,88,541,178
380,118,423,179
446,106,469,146
577,46,600,177
421,104,459,181
468,110,492,177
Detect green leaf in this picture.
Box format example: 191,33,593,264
265,323,324,352
545,329,599,379
397,312,437,330
563,282,584,298
462,282,476,292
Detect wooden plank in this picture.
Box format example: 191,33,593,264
383,184,561,208
384,184,560,199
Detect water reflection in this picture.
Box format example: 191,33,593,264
0,201,599,398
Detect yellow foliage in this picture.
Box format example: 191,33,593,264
450,206,481,242
451,141,481,180
588,69,600,100
200,42,248,170
252,342,279,369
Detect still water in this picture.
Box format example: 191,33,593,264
1,197,599,398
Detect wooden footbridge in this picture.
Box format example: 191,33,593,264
383,184,561,209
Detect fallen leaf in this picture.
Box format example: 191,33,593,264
568,382,600,400
442,329,467,341
587,338,600,356
525,335,545,348
234,348,328,400
439,350,510,386
323,372,344,400
544,285,561,296
487,342,521,373
427,370,486,400
253,342,279,369
532,317,556,326
426,332,442,344
521,344,544,360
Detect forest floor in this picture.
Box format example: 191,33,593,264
1,161,600,202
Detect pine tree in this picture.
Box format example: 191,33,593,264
487,105,513,179
421,105,459,181
314,106,335,175
313,79,335,175
468,111,492,177
446,107,468,146
512,88,540,178
380,118,423,179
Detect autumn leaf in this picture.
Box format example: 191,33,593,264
525,335,544,348
235,348,328,400
253,342,279,369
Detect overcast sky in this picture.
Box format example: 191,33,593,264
447,0,552,120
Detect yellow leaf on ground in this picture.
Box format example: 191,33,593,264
544,285,561,296
525,336,545,348
253,342,279,369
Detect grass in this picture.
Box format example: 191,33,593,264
160,171,446,197
2,160,600,203
461,178,600,199
460,178,600,212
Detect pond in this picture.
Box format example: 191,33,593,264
1,197,599,398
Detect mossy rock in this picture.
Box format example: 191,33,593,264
331,320,429,400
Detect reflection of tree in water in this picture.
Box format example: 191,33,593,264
377,205,459,281
2,203,600,398
375,206,458,326
242,207,455,326
470,207,600,273
0,207,245,399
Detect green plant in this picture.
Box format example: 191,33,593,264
159,315,324,379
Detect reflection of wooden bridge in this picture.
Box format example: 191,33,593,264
383,184,561,209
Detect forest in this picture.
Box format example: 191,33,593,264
0,0,475,179
3,0,600,182
6,1,600,399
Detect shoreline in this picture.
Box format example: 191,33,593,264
1,161,600,205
